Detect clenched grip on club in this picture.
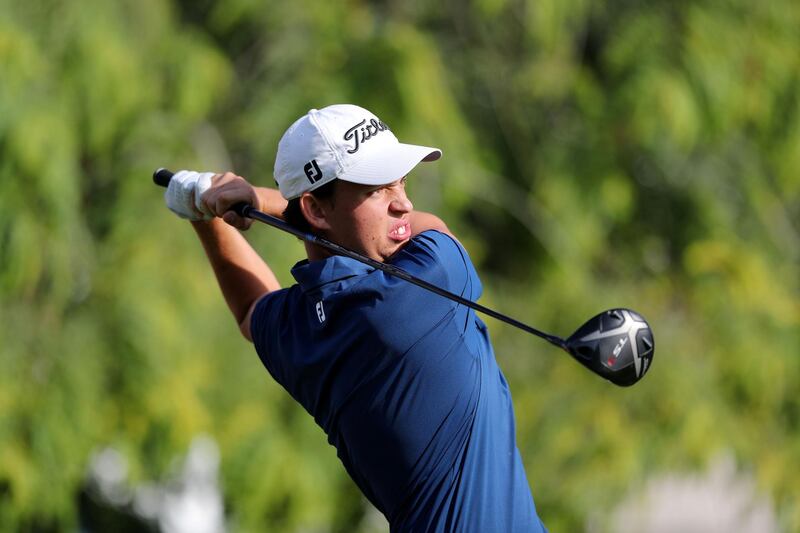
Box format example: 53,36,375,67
154,168,655,386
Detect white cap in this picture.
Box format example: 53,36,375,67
274,104,441,200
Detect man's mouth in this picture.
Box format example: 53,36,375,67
389,222,411,242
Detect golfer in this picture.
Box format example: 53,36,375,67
165,104,547,532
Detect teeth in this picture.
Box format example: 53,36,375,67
398,226,406,235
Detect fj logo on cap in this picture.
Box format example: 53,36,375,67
304,159,323,184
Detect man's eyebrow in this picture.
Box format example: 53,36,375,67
363,178,405,194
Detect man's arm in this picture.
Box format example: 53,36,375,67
410,211,455,239
191,218,279,341
191,172,286,342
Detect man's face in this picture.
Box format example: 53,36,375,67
322,177,414,262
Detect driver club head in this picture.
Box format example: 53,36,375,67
565,308,655,387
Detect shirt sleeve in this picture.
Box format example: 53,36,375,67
249,288,292,388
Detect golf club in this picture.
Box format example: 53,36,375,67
154,168,654,386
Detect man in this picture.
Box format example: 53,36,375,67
165,104,547,531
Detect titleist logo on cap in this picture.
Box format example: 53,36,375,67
343,118,389,154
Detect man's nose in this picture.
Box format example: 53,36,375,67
389,191,413,214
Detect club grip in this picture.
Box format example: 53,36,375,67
152,168,252,218
153,168,174,187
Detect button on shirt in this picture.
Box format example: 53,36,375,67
251,230,546,532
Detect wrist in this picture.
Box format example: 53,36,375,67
190,216,228,233
255,187,288,218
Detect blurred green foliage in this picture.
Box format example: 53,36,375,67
0,0,798,531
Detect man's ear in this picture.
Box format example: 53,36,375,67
299,193,332,231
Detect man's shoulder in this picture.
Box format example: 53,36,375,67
410,228,461,249
396,229,467,266
389,229,481,300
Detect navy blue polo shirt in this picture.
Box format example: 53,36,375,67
251,230,546,532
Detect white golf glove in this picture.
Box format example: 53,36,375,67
164,170,216,220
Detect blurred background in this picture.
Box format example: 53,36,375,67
1,0,798,531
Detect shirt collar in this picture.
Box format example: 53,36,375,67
291,255,375,293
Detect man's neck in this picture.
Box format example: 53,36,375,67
304,241,333,262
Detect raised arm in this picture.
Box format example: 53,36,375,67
190,217,279,341
409,211,453,238
166,171,283,341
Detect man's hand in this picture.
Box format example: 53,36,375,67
164,170,216,221
200,172,261,230
164,170,262,230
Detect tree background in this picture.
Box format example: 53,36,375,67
0,0,798,531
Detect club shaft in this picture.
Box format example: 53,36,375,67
154,168,567,350
249,208,566,347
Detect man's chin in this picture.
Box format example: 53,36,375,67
385,240,412,261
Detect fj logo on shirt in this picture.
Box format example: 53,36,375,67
304,159,323,184
315,301,326,323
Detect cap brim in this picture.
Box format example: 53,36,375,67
337,143,441,186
